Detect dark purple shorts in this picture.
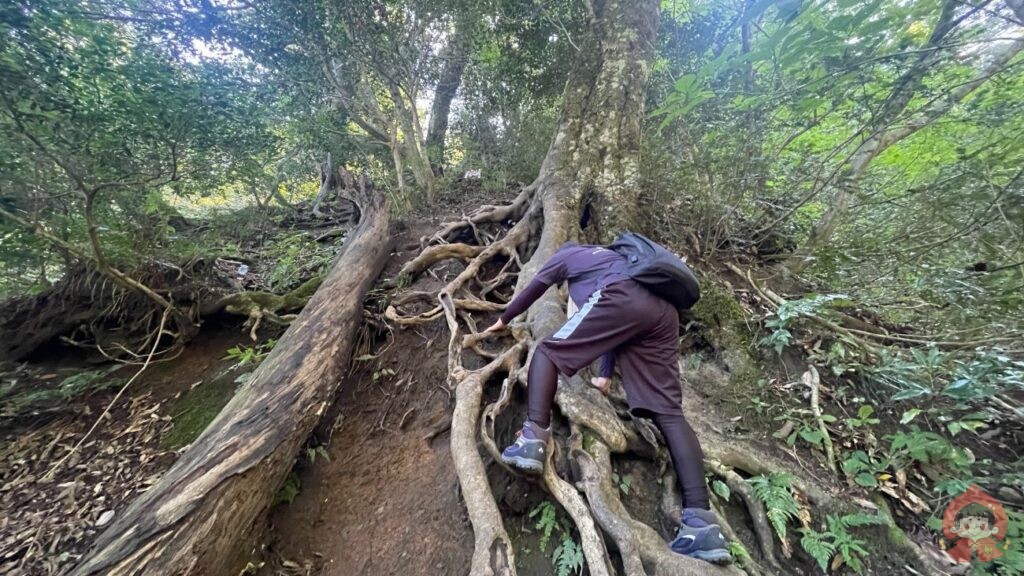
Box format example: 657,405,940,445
537,279,682,416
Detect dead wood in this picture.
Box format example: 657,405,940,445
70,183,391,575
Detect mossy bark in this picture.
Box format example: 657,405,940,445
530,0,659,241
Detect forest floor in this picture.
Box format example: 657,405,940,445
258,185,514,576
0,322,253,575
257,215,477,576
1,184,970,576
255,187,817,576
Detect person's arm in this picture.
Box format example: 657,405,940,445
498,278,551,324
496,250,571,325
599,352,615,378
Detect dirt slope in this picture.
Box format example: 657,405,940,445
258,192,506,576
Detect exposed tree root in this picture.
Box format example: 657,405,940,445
421,186,534,247
203,276,323,339
542,442,615,576
390,186,744,576
397,243,486,279
384,181,950,576
449,332,524,575
704,459,781,570
575,439,740,576
803,365,837,474
709,500,766,576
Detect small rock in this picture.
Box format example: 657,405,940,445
96,510,115,527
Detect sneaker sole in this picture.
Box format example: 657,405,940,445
501,454,544,474
687,548,733,565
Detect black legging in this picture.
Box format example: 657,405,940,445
651,412,710,510
526,349,711,510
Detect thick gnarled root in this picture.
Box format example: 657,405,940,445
704,459,781,570
449,339,526,576
452,371,516,576
389,187,944,576
574,439,742,576
542,446,615,576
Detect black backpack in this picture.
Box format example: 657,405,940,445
608,232,700,310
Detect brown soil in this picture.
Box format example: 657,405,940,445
258,317,474,576
0,321,254,575
258,186,515,576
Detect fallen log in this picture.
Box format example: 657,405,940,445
70,183,391,575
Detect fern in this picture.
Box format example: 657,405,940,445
553,536,585,576
800,513,885,574
748,473,801,541
832,513,886,529
727,541,752,564
800,529,837,571
529,501,586,575
529,501,558,552
273,472,301,505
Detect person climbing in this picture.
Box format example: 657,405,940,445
482,239,732,565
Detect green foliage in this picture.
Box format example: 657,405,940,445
552,537,584,576
712,479,731,502
800,528,837,572
274,472,302,506
306,445,331,465
263,233,338,292
841,451,889,489
0,366,122,417
0,0,289,298
651,0,1024,338
749,473,801,542
887,427,972,473
530,501,560,552
874,346,1024,405
800,513,885,574
727,541,752,564
773,409,836,450
845,405,880,430
758,294,850,354
224,339,277,368
528,501,586,576
611,473,633,496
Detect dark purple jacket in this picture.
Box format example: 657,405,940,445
499,243,629,376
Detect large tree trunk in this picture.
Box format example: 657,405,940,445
531,0,657,240
426,32,469,173
70,184,391,575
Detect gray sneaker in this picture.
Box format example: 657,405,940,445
669,508,733,565
501,421,550,474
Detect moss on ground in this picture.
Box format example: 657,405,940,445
686,277,772,417
162,369,240,449
690,280,752,349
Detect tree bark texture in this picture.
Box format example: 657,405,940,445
70,187,392,576
532,0,659,239
426,32,469,172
